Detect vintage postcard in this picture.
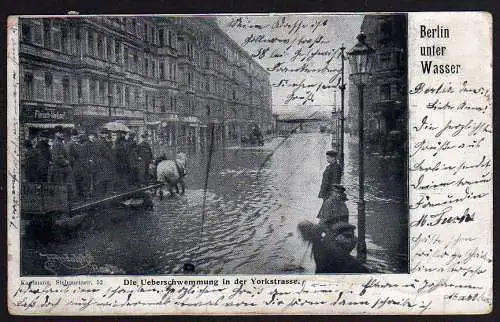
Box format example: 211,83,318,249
7,12,492,315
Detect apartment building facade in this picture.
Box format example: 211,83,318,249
19,16,273,154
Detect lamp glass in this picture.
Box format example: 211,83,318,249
347,33,375,86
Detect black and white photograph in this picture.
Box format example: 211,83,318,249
18,14,409,276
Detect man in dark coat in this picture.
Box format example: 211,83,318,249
298,221,369,273
137,134,153,183
94,130,115,196
125,132,140,186
65,129,86,200
49,130,72,188
113,131,129,191
34,132,51,182
318,184,349,224
23,139,39,182
84,131,99,197
318,150,342,198
318,150,343,220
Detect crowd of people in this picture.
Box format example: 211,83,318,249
23,125,154,201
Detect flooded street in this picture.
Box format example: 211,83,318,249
22,132,407,275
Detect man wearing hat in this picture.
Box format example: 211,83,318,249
137,133,153,184
298,221,369,273
34,131,52,182
318,150,346,224
49,128,71,187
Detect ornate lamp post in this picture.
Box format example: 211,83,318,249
347,32,375,262
339,44,346,171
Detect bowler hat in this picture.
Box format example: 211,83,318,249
326,150,338,157
71,129,79,136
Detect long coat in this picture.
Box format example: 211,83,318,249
318,161,342,199
24,146,39,182
317,194,349,224
49,138,71,185
35,140,51,181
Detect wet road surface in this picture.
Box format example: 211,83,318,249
22,132,407,275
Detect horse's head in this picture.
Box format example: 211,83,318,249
176,152,187,168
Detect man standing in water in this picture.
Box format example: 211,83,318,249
317,150,343,221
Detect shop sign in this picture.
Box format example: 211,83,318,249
23,105,73,123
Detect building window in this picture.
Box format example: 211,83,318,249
380,84,391,100
160,104,165,112
23,73,33,100
43,20,51,48
145,58,149,77
52,22,62,51
44,73,53,101
88,79,95,103
168,30,173,47
32,21,43,45
124,47,129,69
159,62,165,79
115,41,120,63
22,22,31,43
168,62,174,80
134,87,139,108
97,34,104,58
125,86,130,107
61,25,69,53
88,31,95,56
99,80,105,104
170,96,174,112
107,38,113,61
116,84,122,106
77,78,82,102
158,29,164,46
75,26,81,54
205,55,210,68
62,77,70,103
133,53,138,73
151,60,155,78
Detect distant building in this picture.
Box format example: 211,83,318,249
347,14,407,154
19,16,272,156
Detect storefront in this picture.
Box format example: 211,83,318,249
22,103,75,140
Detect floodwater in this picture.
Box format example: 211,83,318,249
22,132,408,275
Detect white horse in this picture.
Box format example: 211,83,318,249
155,152,187,199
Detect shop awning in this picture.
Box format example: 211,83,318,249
25,123,75,129
146,121,161,126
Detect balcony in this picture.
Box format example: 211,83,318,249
76,104,144,119
21,43,72,65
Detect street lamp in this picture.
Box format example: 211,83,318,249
347,32,375,263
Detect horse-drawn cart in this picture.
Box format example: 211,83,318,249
22,181,162,238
